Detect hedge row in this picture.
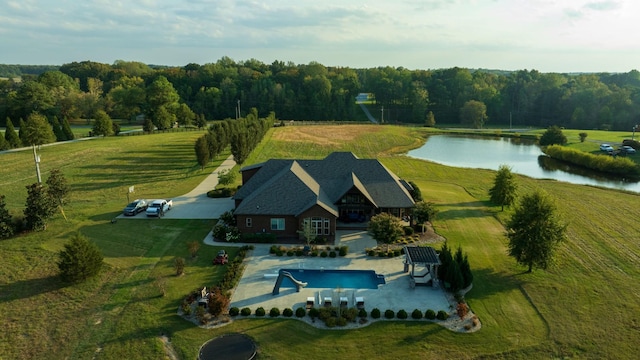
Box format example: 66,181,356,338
543,144,640,178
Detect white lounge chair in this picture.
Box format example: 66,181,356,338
355,296,364,309
340,297,348,308
306,297,315,309
324,297,332,307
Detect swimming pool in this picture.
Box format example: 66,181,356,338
279,269,385,289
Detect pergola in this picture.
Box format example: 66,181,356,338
403,246,441,288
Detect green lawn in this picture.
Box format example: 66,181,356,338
1,125,639,359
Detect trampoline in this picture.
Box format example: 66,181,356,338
198,333,257,360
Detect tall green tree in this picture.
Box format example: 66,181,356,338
22,112,56,145
23,183,56,231
46,168,70,212
230,130,251,165
153,105,176,130
0,131,7,150
425,111,436,127
489,165,518,211
4,118,21,148
0,195,14,239
175,103,195,127
61,117,75,140
92,110,113,137
368,212,404,251
460,100,488,129
412,201,438,233
407,181,423,202
506,190,567,272
194,135,210,170
51,116,67,141
539,125,568,146
57,232,104,283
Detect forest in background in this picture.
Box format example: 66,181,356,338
1,59,639,130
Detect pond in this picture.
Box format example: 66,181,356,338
407,135,640,193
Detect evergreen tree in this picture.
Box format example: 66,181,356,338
23,183,56,231
5,118,21,148
460,254,473,288
61,117,75,140
0,195,14,239
408,180,423,202
489,164,518,211
195,114,207,129
57,232,104,282
51,116,67,141
46,169,70,208
438,243,452,280
18,118,27,145
507,190,567,272
22,113,56,146
142,117,154,133
194,135,210,170
425,111,436,127
0,131,7,150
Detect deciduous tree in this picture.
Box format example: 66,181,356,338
368,212,403,251
92,110,113,137
175,103,195,127
489,165,518,211
460,100,487,129
539,125,567,146
57,232,104,282
412,201,438,233
194,135,210,170
506,190,567,272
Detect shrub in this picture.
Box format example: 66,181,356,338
318,307,333,321
358,308,367,318
269,245,278,254
310,250,318,257
275,249,283,256
387,251,394,258
296,249,303,256
58,233,104,283
269,307,281,317
425,309,436,320
229,307,240,316
368,250,376,257
456,302,469,319
342,308,358,322
378,252,387,258
371,308,381,319
325,317,337,328
207,287,230,317
181,301,192,316
286,250,294,256
393,249,401,257
336,317,347,327
320,251,328,258
295,307,306,318
283,308,294,317
403,226,414,236
436,310,449,320
472,316,480,327
411,309,423,319
255,307,266,317
329,251,337,258
397,309,408,319
308,307,319,319
384,309,395,319
240,307,251,316
339,246,348,256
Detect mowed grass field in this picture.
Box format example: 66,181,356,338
1,124,639,359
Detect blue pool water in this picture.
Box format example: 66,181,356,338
280,269,385,289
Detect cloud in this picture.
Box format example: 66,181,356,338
583,1,621,11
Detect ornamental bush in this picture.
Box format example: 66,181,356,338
339,246,348,256
371,308,381,319
283,308,294,317
397,309,408,319
329,251,337,258
425,309,436,320
358,308,367,318
269,307,280,317
240,307,251,316
255,307,266,317
436,310,449,320
58,232,104,283
308,307,319,319
411,309,423,319
229,307,240,316
320,251,328,258
295,307,306,317
384,309,395,319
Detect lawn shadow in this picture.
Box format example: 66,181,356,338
462,267,524,301
0,275,68,303
437,201,494,220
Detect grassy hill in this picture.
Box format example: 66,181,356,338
0,125,638,359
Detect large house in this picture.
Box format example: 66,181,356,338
233,152,415,242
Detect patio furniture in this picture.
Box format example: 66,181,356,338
355,296,364,309
340,297,348,308
306,297,315,310
324,297,332,307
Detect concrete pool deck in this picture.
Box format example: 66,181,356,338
221,230,451,315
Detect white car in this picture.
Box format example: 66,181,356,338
621,145,636,154
600,144,614,152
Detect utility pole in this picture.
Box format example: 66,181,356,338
33,144,42,183
381,106,384,123
237,100,241,119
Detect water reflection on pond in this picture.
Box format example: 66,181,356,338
407,134,640,193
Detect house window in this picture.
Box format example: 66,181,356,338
246,218,252,227
304,217,330,235
271,218,285,231
324,219,330,235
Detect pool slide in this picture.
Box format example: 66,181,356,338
272,270,308,295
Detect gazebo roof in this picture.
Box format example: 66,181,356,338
404,246,441,265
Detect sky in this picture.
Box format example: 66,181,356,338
1,0,639,73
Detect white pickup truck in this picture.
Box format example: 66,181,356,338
145,199,172,217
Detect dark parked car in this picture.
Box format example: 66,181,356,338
123,199,148,216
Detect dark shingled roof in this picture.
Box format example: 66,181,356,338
234,152,415,216
404,246,441,265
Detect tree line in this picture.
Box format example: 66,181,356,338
2,59,640,143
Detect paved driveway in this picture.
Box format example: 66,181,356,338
117,155,236,220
